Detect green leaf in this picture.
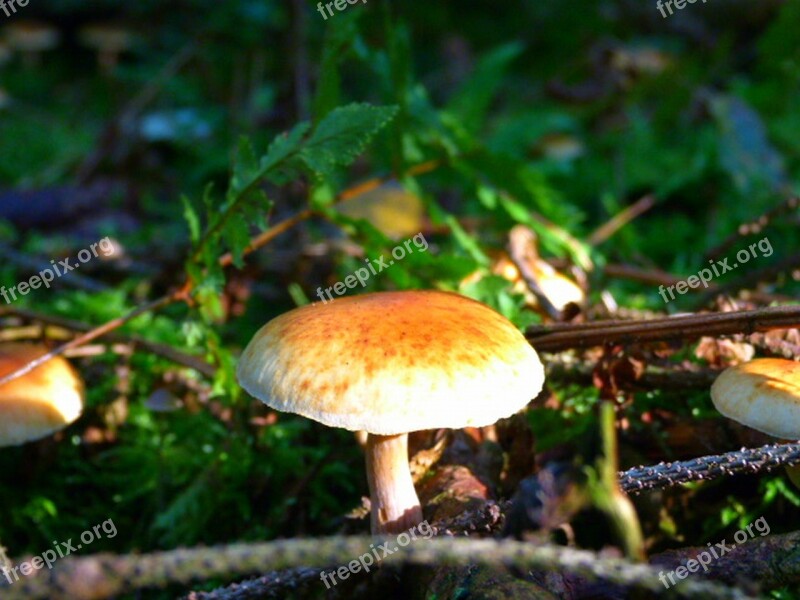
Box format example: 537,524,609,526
444,214,490,266
299,103,398,178
261,121,311,185
230,137,260,197
224,212,254,269
181,195,201,243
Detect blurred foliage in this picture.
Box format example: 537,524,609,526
1,0,799,598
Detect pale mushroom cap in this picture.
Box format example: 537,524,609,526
710,358,800,439
0,344,84,447
237,290,545,435
337,182,425,239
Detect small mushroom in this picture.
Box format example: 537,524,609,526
337,182,426,240
710,358,800,486
0,343,84,568
78,23,133,72
2,21,60,68
0,343,84,447
460,227,585,320
237,290,545,534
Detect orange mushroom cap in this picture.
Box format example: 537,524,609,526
0,343,84,447
237,290,544,435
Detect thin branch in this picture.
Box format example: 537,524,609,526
218,209,314,268
0,306,215,377
588,194,655,246
0,291,183,388
695,254,800,306
619,441,800,494
702,196,799,263
184,567,321,600
507,225,562,320
527,305,800,352
545,357,719,390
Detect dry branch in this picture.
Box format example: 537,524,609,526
183,567,321,600
527,305,800,352
0,306,215,377
619,441,800,494
0,536,752,600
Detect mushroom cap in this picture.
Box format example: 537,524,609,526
237,290,545,435
337,182,425,239
0,343,84,447
710,358,800,439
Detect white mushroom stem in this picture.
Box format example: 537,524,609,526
365,433,423,535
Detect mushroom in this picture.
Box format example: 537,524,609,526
337,181,426,240
710,358,800,486
237,290,545,534
0,343,85,569
460,226,585,320
0,343,84,448
2,21,60,68
78,23,133,72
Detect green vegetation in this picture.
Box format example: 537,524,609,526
1,1,799,598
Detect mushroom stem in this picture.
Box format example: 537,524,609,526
365,433,423,535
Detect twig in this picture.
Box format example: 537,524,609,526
0,306,215,377
507,225,562,320
619,441,800,494
702,196,799,263
545,357,719,390
527,305,800,352
218,209,314,268
0,536,752,600
696,254,800,306
183,568,321,600
0,292,183,388
588,194,655,246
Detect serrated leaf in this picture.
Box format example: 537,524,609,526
201,182,216,209
299,103,398,177
239,194,272,231
230,137,260,197
224,212,254,269
261,121,311,185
